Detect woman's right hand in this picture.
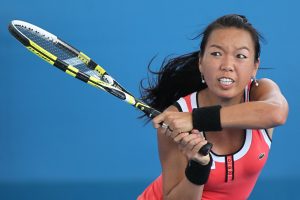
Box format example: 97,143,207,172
163,128,211,165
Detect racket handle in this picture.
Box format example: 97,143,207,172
148,109,161,118
148,108,212,156
199,142,212,156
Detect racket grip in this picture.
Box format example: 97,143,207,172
199,142,213,156
149,108,212,156
149,109,161,118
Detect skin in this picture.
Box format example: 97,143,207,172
152,28,289,200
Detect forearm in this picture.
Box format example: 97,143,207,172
220,101,287,129
163,155,212,200
158,129,210,200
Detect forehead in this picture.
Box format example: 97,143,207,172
206,28,255,50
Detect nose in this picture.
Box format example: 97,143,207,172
220,56,234,72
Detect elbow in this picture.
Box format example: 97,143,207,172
269,107,288,127
271,113,287,126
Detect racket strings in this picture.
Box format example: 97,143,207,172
16,25,102,80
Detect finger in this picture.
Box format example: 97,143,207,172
152,120,161,129
186,136,202,151
169,129,180,139
192,140,208,154
191,129,200,134
180,133,199,146
165,127,173,137
198,131,205,138
190,129,205,140
153,111,169,124
168,129,177,138
173,132,189,143
169,128,183,139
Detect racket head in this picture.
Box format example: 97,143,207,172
9,20,127,91
9,20,102,77
8,20,212,155
8,20,155,116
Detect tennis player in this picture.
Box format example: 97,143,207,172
138,14,289,200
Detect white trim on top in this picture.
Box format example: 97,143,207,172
211,129,252,162
190,92,198,109
234,129,252,161
260,129,271,148
177,97,188,112
211,153,226,163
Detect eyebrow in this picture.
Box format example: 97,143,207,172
209,44,250,51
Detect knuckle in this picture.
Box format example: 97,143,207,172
173,121,181,130
165,111,172,119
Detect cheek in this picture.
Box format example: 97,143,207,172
237,68,255,85
202,67,216,82
202,60,220,77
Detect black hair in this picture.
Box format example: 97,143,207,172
139,14,264,119
198,14,262,62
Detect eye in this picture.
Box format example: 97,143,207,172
211,52,222,57
236,54,247,59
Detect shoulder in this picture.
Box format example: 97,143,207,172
256,78,280,90
257,78,279,87
250,78,283,101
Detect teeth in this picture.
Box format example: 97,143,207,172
219,78,234,85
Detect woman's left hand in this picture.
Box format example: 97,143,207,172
153,111,194,135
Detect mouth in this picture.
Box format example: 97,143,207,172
218,77,235,86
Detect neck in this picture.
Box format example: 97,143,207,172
199,89,244,107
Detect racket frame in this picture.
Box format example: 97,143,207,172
8,20,212,155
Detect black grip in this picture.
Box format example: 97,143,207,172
148,108,212,156
149,109,161,118
199,142,212,156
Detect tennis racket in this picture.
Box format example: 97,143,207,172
8,20,212,156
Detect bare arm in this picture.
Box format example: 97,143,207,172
153,78,289,136
157,106,208,200
221,78,288,130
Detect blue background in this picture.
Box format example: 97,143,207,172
0,0,298,199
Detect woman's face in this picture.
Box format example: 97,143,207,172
199,27,259,101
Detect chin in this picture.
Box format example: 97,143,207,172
214,89,242,101
206,84,245,102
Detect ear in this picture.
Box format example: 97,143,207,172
198,56,203,73
252,58,260,77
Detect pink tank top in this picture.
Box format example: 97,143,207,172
138,84,271,200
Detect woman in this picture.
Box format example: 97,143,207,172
138,14,288,200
